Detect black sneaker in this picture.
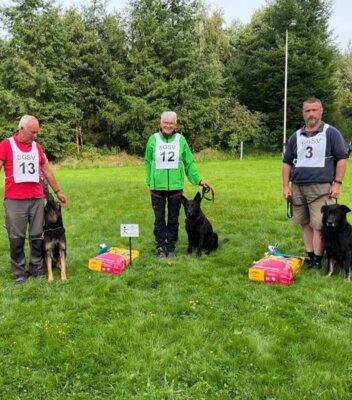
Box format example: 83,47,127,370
156,247,166,258
306,259,321,269
167,251,176,259
15,276,27,285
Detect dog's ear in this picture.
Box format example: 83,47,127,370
181,195,188,206
194,192,202,203
321,205,327,214
340,205,351,214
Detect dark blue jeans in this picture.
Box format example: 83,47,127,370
151,190,182,252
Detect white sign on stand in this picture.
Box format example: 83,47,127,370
120,224,139,266
120,224,139,238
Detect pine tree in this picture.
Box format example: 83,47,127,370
123,0,225,154
232,0,339,148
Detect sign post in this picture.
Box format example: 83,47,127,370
120,224,139,265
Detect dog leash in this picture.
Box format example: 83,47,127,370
286,193,336,219
201,186,215,202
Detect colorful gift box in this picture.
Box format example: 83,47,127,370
248,255,304,285
88,248,140,275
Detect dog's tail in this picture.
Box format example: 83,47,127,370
219,238,229,245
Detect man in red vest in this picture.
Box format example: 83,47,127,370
0,115,67,284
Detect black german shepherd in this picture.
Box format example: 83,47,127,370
181,192,227,256
321,204,352,282
43,192,67,281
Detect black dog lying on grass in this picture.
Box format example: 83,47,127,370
321,204,352,282
43,192,67,281
181,192,228,256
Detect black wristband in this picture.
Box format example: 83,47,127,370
333,179,342,185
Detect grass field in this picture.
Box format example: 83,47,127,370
0,157,351,399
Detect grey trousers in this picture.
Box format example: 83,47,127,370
4,198,45,278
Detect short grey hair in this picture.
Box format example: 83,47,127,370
18,115,37,130
303,97,322,107
160,111,177,123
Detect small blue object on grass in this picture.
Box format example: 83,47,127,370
267,244,301,259
267,250,291,258
98,243,109,254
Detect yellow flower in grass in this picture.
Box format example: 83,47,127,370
147,311,157,319
189,300,199,309
58,323,70,337
44,320,49,331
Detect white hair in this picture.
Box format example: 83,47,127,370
160,111,177,123
18,115,37,130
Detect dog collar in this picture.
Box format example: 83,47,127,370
187,214,204,222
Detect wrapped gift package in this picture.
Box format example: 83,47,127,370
88,248,140,275
248,254,304,285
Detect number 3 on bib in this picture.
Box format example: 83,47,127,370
295,125,328,168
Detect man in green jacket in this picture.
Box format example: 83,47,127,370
145,111,209,258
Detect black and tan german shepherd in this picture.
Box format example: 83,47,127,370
43,192,67,281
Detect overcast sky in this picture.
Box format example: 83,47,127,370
4,0,350,51
208,0,351,51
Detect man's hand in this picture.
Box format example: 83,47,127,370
329,182,341,198
56,192,67,206
282,186,292,200
199,180,209,188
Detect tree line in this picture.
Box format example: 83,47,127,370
0,0,351,160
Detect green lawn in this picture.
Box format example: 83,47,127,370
0,157,351,399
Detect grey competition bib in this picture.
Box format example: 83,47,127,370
154,133,181,170
295,124,329,168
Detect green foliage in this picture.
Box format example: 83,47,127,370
0,159,352,398
0,0,127,159
232,0,339,148
122,0,226,154
217,102,268,153
0,0,347,157
333,42,352,138
62,4,128,150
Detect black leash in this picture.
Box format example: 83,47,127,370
201,186,215,202
286,193,336,218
